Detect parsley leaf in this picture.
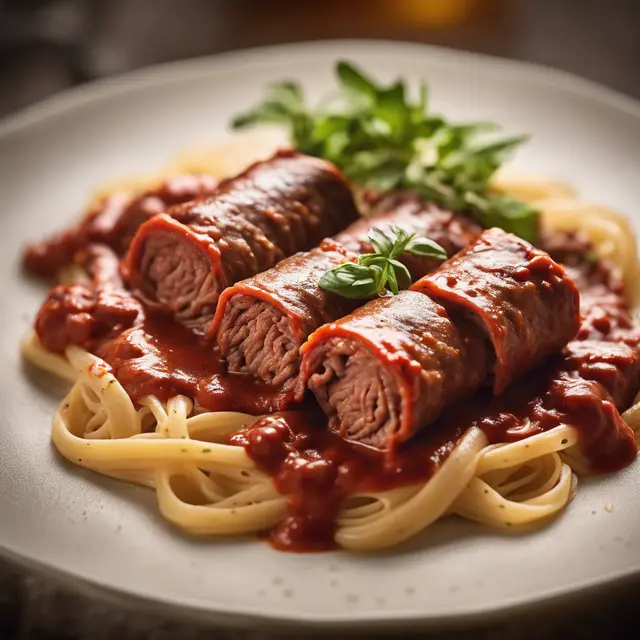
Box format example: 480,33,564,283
232,61,539,243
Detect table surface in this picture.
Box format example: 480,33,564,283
2,0,639,638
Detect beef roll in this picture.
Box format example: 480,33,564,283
411,227,581,393
211,201,482,400
300,291,492,447
125,151,359,333
301,228,580,448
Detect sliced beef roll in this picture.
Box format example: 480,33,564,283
301,228,580,448
125,211,281,333
125,151,358,333
211,201,482,400
411,227,581,393
300,291,493,448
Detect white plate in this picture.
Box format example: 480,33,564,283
1,40,639,632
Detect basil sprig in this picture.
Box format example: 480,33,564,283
318,226,447,299
232,61,539,243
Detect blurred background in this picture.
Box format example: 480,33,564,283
1,1,639,638
1,0,639,119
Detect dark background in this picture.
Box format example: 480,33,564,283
1,1,639,638
2,0,640,119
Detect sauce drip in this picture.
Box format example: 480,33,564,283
229,412,463,551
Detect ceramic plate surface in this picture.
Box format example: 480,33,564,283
1,40,639,631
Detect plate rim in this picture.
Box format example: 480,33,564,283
3,540,639,632
2,39,640,630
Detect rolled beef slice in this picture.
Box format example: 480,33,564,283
300,291,493,448
411,227,581,393
124,151,359,333
125,211,280,332
211,201,482,399
301,228,580,448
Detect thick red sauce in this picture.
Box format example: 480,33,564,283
229,411,464,550
97,312,289,415
27,228,640,551
23,175,218,278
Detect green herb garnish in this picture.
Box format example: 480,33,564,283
232,61,539,242
318,225,447,299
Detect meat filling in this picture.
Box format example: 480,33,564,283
136,231,221,331
306,338,403,448
217,295,301,387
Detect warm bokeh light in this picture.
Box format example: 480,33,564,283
390,0,502,28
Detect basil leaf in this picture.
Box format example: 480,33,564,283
232,81,307,130
387,225,414,258
448,122,498,136
374,82,410,141
318,225,452,299
318,263,380,299
388,259,412,290
405,237,448,260
264,82,305,113
354,165,405,192
231,103,291,128
466,133,529,157
359,253,388,267
312,115,350,141
322,130,350,162
386,262,399,295
349,149,398,172
367,227,395,257
464,193,539,244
